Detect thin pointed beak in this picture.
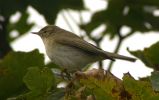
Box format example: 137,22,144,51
31,32,38,34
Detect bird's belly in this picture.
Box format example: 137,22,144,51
46,44,96,71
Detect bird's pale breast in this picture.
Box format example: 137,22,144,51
44,41,98,72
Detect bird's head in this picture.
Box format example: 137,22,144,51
32,25,60,38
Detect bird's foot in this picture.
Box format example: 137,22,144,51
61,68,72,80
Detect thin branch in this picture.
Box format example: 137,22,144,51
65,10,85,37
107,28,135,71
96,42,103,69
107,38,123,71
66,10,78,26
107,27,123,71
123,30,134,39
78,11,85,37
61,11,75,33
79,11,83,25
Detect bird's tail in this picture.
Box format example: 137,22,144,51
104,51,136,62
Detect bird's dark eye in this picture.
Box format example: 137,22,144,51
43,30,47,33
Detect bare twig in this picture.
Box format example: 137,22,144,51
107,38,123,71
96,42,103,69
61,11,75,33
66,10,78,26
107,27,123,71
123,30,134,39
107,29,134,71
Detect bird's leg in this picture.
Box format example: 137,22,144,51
61,68,71,80
65,81,74,96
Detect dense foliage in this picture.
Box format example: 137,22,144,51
0,0,159,100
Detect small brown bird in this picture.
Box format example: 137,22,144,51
32,25,136,72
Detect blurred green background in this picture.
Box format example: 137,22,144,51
0,0,159,99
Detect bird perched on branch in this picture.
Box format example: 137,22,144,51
32,25,136,72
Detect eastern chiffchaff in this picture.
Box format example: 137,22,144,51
32,25,136,72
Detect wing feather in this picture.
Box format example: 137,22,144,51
54,37,114,61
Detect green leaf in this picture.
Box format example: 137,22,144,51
7,89,65,100
0,0,28,17
150,71,159,91
83,79,113,100
79,70,123,100
149,95,159,100
8,11,34,42
23,67,55,94
0,49,44,99
29,0,84,24
128,41,159,70
81,0,159,40
123,73,155,100
20,67,55,100
45,62,60,69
